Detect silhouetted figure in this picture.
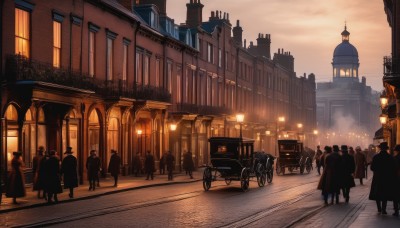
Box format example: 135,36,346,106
315,145,323,175
32,146,45,198
183,151,195,179
144,151,155,180
339,145,355,203
61,147,78,198
87,150,101,191
159,153,166,175
392,144,400,216
44,150,62,203
166,151,175,181
6,152,25,204
133,152,142,177
318,145,341,205
354,146,366,185
108,149,121,187
369,142,396,215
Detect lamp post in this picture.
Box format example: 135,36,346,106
137,129,142,155
169,123,177,171
236,112,244,157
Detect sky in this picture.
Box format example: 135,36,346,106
167,0,391,91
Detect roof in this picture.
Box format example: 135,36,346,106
333,41,358,57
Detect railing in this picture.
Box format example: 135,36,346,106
176,103,233,116
4,55,171,103
383,56,400,77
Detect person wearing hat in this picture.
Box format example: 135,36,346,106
44,150,62,203
32,146,45,198
87,150,101,191
328,145,342,204
354,146,367,185
392,144,400,216
340,145,355,203
315,145,323,175
61,146,78,198
108,149,121,187
6,151,25,204
369,142,397,215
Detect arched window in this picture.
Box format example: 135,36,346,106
5,105,18,121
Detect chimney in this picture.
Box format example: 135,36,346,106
186,0,204,27
139,0,167,16
256,33,271,59
117,0,134,11
244,39,247,48
233,20,243,46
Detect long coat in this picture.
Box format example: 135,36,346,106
393,154,400,201
340,153,356,188
369,150,396,201
6,157,26,198
86,156,101,180
144,154,155,173
317,152,341,194
108,153,121,177
166,153,175,171
183,152,195,172
61,154,78,189
32,155,44,191
43,156,63,194
354,151,366,179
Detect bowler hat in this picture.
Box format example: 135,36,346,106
378,142,389,150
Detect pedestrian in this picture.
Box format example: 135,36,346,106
339,145,356,203
369,142,396,215
32,146,45,198
318,145,341,205
44,150,62,203
315,145,323,175
144,150,155,180
87,150,101,191
354,146,367,185
349,146,355,157
392,144,400,216
39,150,49,200
61,146,78,198
159,152,166,175
183,151,195,179
6,151,25,204
133,152,142,177
166,151,175,181
108,149,121,187
95,151,101,187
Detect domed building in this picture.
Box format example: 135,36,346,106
316,25,380,147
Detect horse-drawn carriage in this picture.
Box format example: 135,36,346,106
202,137,274,191
275,139,313,175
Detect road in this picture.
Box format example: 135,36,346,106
0,169,373,228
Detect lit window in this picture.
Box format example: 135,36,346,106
207,43,213,63
53,21,61,68
15,8,30,58
177,69,182,103
107,38,113,80
89,31,95,76
218,49,222,68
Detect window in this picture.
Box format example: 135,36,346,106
53,21,61,68
15,8,30,58
207,75,212,105
136,51,142,84
192,70,196,104
155,58,160,87
89,32,95,76
106,38,113,80
167,61,172,92
218,49,222,68
122,43,128,81
207,43,213,63
144,55,150,85
177,67,182,103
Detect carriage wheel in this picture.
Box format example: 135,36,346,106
256,163,266,187
203,167,212,191
276,159,283,175
225,178,232,185
300,164,305,174
267,167,274,183
241,168,250,191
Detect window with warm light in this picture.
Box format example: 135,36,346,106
53,21,61,68
15,8,30,58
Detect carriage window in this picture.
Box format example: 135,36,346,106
280,144,295,151
217,146,227,153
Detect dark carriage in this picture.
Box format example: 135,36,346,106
275,140,312,175
203,137,273,191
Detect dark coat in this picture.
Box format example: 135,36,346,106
354,151,366,179
340,153,356,188
6,158,26,198
393,154,400,201
144,154,155,173
317,152,341,194
32,155,44,190
86,156,101,180
183,152,195,172
166,153,175,171
61,154,78,189
108,153,121,176
369,150,396,201
43,156,63,194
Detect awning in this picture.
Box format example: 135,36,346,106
374,127,383,140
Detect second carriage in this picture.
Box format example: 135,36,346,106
275,139,313,175
203,137,274,191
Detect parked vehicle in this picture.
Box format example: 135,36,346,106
275,140,312,175
203,137,271,191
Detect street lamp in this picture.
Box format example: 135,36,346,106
170,123,177,131
380,114,388,125
137,129,143,155
380,93,388,109
236,112,244,139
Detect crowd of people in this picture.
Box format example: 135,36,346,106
316,142,400,217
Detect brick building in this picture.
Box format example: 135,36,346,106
0,0,316,182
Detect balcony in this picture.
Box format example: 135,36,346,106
383,56,400,87
4,55,171,103
176,103,233,116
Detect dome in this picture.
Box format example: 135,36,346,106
333,42,358,58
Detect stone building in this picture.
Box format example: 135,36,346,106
0,0,316,182
316,26,380,147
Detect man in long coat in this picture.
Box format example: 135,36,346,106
32,146,45,198
166,151,175,181
61,146,78,198
44,150,62,203
318,145,342,204
183,151,195,179
392,144,400,216
354,146,367,185
108,149,121,187
144,150,155,180
315,145,323,175
86,150,101,191
369,142,396,215
340,145,356,203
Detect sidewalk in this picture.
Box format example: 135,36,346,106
0,170,202,213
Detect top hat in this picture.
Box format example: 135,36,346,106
332,145,339,152
378,142,389,150
325,146,332,153
341,145,348,151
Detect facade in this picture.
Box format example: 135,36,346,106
316,26,380,147
0,0,316,183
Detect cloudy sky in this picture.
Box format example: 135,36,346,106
167,0,390,91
